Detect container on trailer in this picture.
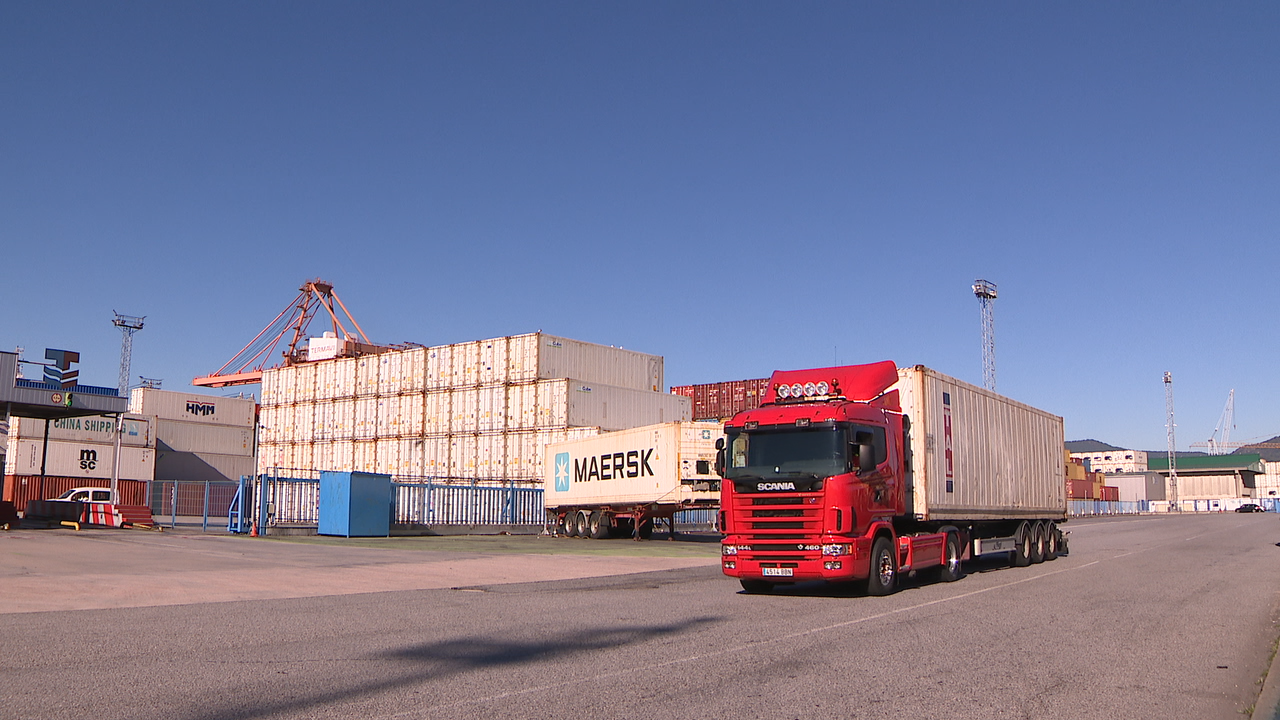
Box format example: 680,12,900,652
130,388,256,428
544,422,721,508
893,366,1066,521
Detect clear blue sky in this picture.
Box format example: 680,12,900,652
3,2,1277,452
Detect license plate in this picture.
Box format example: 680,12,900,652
761,567,793,577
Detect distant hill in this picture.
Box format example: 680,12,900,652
1232,436,1280,462
1065,439,1123,453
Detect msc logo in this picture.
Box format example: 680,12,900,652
79,449,98,470
186,401,216,417
554,453,571,492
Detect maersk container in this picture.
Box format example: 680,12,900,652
544,422,720,524
4,438,154,481
130,388,256,429
12,414,154,448
155,419,253,456
895,366,1066,521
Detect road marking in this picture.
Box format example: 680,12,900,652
408,559,1102,717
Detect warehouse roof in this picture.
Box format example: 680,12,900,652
1148,454,1263,473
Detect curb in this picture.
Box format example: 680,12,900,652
1259,640,1280,719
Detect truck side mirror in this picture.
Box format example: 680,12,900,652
859,443,876,473
715,449,726,478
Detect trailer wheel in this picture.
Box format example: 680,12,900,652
1029,521,1046,564
1013,522,1032,567
553,513,570,536
866,536,898,596
1043,522,1059,561
937,532,963,582
740,579,773,594
588,511,610,540
574,511,591,538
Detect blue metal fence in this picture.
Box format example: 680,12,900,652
238,470,721,533
1069,499,1148,517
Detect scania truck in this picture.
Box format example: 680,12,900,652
718,361,1066,594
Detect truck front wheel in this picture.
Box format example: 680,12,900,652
866,536,898,596
937,532,963,582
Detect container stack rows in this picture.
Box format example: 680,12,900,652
257,332,690,482
2,414,156,511
131,388,258,486
670,378,770,422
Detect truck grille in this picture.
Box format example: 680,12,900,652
732,493,822,535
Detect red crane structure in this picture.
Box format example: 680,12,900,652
193,279,387,388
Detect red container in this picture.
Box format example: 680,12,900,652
1067,478,1094,499
1099,486,1119,502
2,475,148,513
671,378,770,421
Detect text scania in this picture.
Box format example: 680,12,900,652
757,482,797,491
574,449,654,483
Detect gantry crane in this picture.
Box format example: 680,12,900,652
192,279,387,388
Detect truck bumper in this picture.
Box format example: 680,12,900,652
721,536,872,583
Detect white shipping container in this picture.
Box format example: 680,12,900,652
313,359,336,401
258,406,281,443
261,368,281,405
425,345,452,389
295,363,317,404
479,337,508,385
354,396,380,439
130,388,256,428
378,352,404,395
12,414,153,448
353,440,378,474
507,332,664,392
258,442,287,471
333,358,358,399
424,391,451,434
533,379,691,431
506,382,538,430
293,442,314,471
331,399,355,441
312,401,334,441
313,440,354,473
544,422,720,507
398,393,425,437
451,341,481,387
402,348,427,393
156,419,253,456
376,437,401,475
478,384,507,432
5,438,154,481
375,396,398,437
895,366,1066,521
450,387,480,434
449,434,478,478
356,356,381,396
477,432,505,478
293,404,315,444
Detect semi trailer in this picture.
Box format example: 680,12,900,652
544,421,721,539
718,361,1067,594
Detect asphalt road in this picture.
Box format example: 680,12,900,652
2,513,1278,720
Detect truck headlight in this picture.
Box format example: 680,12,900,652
822,543,851,556
722,545,738,556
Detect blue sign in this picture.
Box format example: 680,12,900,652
554,452,571,492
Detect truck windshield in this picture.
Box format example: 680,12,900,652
725,427,845,480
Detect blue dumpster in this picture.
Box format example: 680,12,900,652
319,471,391,537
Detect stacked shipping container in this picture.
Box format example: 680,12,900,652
2,414,155,511
131,389,258,485
258,333,690,482
670,378,770,421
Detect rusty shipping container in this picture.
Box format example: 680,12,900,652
2,476,148,513
670,377,770,421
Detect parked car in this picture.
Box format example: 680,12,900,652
49,487,112,503
1235,503,1264,513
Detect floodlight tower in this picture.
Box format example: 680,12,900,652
113,312,145,397
973,279,998,390
1164,371,1179,511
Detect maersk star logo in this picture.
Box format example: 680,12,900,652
554,452,571,492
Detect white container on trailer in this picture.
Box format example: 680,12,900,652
894,366,1066,522
544,422,721,511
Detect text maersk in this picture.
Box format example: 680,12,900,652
574,449,654,482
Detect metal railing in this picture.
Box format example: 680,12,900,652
150,480,242,530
